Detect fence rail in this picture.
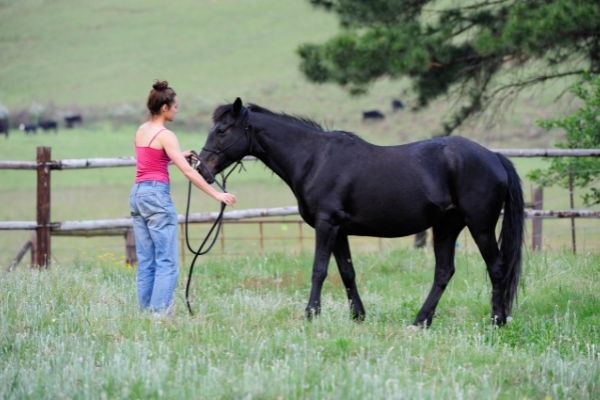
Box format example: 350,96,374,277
1,147,599,268
490,149,600,157
2,149,600,171
0,207,301,232
1,207,599,233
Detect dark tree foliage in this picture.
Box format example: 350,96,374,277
298,0,600,134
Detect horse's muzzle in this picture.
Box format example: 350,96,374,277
195,161,216,184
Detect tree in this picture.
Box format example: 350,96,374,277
298,0,600,134
528,74,600,206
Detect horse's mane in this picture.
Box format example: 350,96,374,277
213,102,362,140
247,104,324,131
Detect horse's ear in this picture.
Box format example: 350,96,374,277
233,97,243,118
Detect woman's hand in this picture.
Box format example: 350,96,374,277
159,134,233,203
182,150,197,165
216,192,237,205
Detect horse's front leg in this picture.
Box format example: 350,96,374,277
333,233,365,321
305,219,338,320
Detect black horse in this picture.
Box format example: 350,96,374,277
197,98,524,327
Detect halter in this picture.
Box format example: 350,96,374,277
201,108,252,157
194,107,252,189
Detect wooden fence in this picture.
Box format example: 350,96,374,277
1,147,599,269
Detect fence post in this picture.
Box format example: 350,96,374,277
220,224,225,254
531,187,543,251
259,221,264,252
413,230,427,248
298,221,303,253
30,232,37,266
35,147,51,268
179,224,185,268
125,228,137,266
568,171,577,254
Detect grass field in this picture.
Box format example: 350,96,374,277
1,249,598,399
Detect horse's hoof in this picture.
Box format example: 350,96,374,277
305,307,320,321
348,300,366,322
412,316,432,328
492,314,507,326
406,324,426,333
351,312,366,322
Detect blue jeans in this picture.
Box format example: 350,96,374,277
129,181,179,313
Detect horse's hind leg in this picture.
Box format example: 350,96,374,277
333,233,365,321
469,228,506,325
413,212,465,327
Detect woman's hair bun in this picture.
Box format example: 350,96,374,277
147,80,176,115
152,80,169,91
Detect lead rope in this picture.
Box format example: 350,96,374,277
184,158,244,316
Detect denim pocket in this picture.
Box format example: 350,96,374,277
129,191,140,217
136,191,176,219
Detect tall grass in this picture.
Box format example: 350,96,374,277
1,250,598,399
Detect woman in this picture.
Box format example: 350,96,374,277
129,80,236,314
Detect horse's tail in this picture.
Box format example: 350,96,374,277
497,153,525,316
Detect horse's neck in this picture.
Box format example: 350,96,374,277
251,123,320,187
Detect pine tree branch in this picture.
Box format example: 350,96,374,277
424,0,514,14
489,69,592,98
441,69,495,135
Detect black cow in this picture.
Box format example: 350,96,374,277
19,123,37,134
0,118,8,138
362,110,385,121
391,99,404,111
64,114,83,128
39,119,58,132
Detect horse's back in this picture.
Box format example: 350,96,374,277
327,136,508,236
318,137,454,236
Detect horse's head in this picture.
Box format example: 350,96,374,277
197,97,251,183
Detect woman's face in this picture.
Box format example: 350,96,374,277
163,97,179,121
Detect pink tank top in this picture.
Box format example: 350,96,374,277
135,128,171,184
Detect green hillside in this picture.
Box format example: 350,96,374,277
0,0,577,146
0,0,339,106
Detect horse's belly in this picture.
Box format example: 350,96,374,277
342,211,440,238
339,183,452,237
345,225,422,238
